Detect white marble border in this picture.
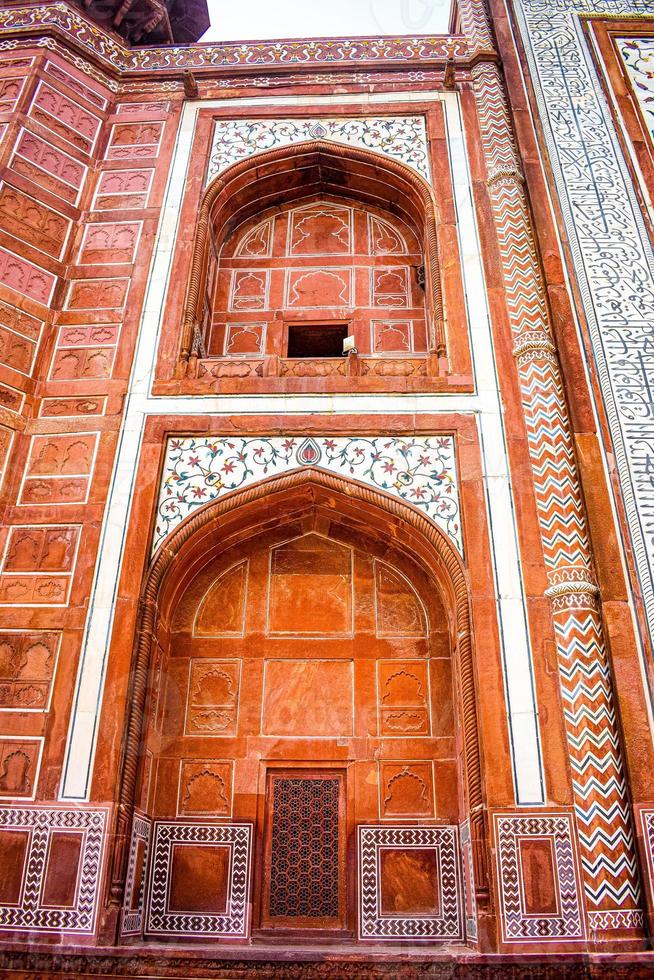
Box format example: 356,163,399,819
59,91,544,808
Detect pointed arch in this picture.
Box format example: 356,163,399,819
180,139,445,361
109,467,486,904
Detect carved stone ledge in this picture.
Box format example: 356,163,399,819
486,166,524,188
545,572,600,612
512,332,556,360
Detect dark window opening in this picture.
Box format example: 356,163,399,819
286,322,349,359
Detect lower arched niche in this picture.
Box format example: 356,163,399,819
113,468,486,944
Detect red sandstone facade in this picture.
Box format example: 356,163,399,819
0,0,653,976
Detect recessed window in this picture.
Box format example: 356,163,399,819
286,321,349,359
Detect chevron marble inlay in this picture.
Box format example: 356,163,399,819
121,812,151,936
358,825,463,941
145,822,252,938
0,805,107,933
494,813,584,942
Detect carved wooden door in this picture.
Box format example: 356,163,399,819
260,770,347,931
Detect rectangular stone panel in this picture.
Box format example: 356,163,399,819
358,825,463,941
10,130,87,205
0,184,70,259
0,246,55,305
78,222,142,265
267,534,353,636
64,279,129,311
0,525,80,606
0,829,29,904
0,738,41,798
185,660,240,737
169,843,230,915
0,630,59,711
493,812,584,942
518,837,559,917
0,77,25,113
262,660,353,737
19,432,97,506
285,268,353,308
41,831,83,908
0,382,23,414
49,348,115,382
377,659,430,737
146,822,251,938
0,323,38,376
177,760,233,817
380,847,440,915
92,169,153,211
106,122,163,160
379,762,435,819
43,62,108,110
30,81,101,154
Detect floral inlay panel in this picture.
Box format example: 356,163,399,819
617,36,654,143
206,117,431,185
153,436,462,556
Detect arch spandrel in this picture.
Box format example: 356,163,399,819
152,435,463,557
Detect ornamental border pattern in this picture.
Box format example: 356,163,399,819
0,4,468,75
145,821,252,938
0,805,107,934
460,818,478,942
462,2,643,925
638,807,654,903
207,117,431,185
357,824,463,941
153,435,463,557
513,0,654,663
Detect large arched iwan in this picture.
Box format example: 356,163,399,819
109,467,486,909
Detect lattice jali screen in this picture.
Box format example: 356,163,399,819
267,775,341,921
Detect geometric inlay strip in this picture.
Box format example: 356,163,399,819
0,804,107,934
494,812,584,942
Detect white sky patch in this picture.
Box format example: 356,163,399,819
201,0,452,42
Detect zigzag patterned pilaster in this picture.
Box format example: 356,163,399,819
468,52,643,932
457,0,494,54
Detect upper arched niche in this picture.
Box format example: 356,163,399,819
179,140,446,368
